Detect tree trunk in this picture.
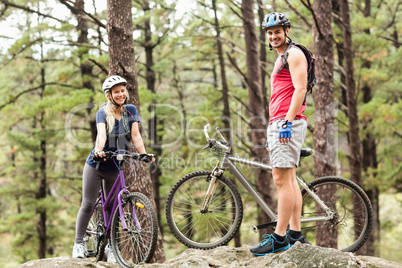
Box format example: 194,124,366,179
36,67,47,259
107,0,165,262
332,0,347,107
241,0,274,237
339,0,365,255
257,0,269,114
212,0,241,247
360,0,379,256
212,0,230,141
256,0,275,236
60,0,98,142
312,0,337,248
76,0,97,143
139,0,164,234
362,71,379,256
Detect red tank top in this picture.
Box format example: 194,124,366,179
269,53,307,123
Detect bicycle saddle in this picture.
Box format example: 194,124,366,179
300,148,313,158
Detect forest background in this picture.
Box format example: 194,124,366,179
0,0,400,267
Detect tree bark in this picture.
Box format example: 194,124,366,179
332,0,347,107
59,0,97,142
74,0,97,143
241,0,275,237
138,0,164,234
36,66,47,259
107,0,165,262
212,0,241,246
312,0,337,248
256,0,276,236
257,0,268,114
107,0,139,107
339,0,365,255
361,0,379,257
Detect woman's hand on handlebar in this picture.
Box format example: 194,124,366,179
141,153,156,164
92,151,107,161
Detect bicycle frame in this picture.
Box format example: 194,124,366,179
220,153,332,223
206,152,334,226
201,124,333,227
89,158,142,237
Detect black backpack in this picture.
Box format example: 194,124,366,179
276,41,316,94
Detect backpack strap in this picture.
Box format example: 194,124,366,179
276,42,294,74
115,105,132,150
121,105,130,134
275,42,313,106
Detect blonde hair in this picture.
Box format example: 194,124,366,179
103,89,130,133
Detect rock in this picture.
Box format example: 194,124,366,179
17,257,120,268
18,244,402,268
356,256,402,268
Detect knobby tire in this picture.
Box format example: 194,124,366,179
166,170,243,249
85,202,106,262
111,192,158,267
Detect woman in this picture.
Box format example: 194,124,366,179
72,75,154,261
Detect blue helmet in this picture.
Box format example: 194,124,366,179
262,12,291,30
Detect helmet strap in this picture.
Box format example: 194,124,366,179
286,35,292,45
284,26,292,45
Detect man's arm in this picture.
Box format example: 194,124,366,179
285,48,308,123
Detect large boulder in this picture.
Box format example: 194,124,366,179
18,244,402,268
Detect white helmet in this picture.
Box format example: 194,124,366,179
102,75,127,95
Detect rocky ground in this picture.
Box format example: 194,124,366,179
18,243,402,268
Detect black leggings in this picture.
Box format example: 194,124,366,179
74,164,118,244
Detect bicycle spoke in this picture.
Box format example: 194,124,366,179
301,177,372,252
111,193,157,265
167,172,243,248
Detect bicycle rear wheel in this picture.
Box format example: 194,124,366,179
110,192,158,267
166,170,243,249
84,202,106,262
301,176,373,252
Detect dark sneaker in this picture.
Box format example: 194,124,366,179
287,231,311,246
250,234,290,256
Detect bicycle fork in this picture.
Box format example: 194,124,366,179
117,189,142,232
200,161,223,213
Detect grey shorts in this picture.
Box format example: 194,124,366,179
267,119,307,168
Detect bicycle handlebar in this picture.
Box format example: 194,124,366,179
204,124,211,141
203,124,231,152
91,151,154,163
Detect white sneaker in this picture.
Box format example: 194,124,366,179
105,244,117,263
72,243,87,258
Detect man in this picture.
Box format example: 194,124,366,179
250,12,310,256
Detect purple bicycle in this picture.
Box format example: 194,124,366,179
84,150,158,267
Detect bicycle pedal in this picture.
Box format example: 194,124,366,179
86,251,96,257
251,225,258,233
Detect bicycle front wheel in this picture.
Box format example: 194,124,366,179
166,170,243,249
301,176,373,252
110,192,158,267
